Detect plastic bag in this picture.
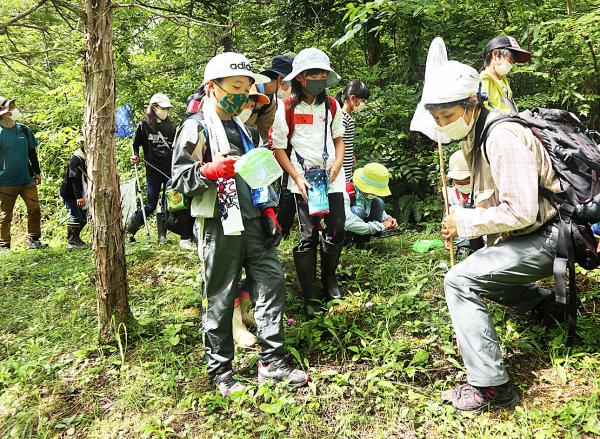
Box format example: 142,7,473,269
411,239,444,253
116,103,135,138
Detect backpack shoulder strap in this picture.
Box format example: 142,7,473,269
284,97,295,147
476,114,527,163
328,96,337,119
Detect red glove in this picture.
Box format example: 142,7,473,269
200,158,236,181
261,207,282,248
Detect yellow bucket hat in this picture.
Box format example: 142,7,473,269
353,163,391,197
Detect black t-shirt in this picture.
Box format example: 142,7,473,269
132,120,175,177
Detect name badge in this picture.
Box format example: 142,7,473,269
294,114,313,125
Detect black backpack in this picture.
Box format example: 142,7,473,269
478,108,600,345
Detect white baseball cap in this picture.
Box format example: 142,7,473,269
203,52,271,85
283,48,341,87
422,61,481,105
149,93,173,108
447,150,471,180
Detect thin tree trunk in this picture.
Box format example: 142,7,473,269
83,0,134,342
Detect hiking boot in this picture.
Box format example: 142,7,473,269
443,382,520,413
179,238,196,251
156,213,170,244
126,212,145,243
293,248,321,317
67,224,87,249
258,357,310,388
212,369,246,397
27,238,48,250
320,242,343,301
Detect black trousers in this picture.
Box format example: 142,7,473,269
277,173,296,237
294,192,345,251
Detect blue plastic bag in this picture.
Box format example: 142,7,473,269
116,103,134,138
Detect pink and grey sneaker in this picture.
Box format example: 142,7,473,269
442,382,520,413
258,357,310,388
212,369,246,397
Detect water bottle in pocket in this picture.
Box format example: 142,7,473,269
305,167,329,217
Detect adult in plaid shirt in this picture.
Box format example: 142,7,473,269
421,61,561,413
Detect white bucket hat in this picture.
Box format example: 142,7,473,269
447,150,471,180
203,52,271,85
149,93,173,108
283,48,341,87
422,61,481,105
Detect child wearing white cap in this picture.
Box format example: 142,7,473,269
171,52,309,396
271,48,346,315
445,150,483,258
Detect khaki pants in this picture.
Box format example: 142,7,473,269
0,182,42,246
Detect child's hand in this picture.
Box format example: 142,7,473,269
327,159,343,183
293,175,311,202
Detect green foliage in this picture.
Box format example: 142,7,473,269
2,232,600,436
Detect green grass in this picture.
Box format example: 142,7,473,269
1,220,600,438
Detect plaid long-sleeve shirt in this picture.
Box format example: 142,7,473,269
451,118,560,244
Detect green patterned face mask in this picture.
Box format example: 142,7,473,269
215,82,249,116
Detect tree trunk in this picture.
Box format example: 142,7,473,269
366,16,382,68
84,0,134,342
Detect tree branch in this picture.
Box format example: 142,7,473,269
112,1,231,28
0,48,72,60
0,0,47,30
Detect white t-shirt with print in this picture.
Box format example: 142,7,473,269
271,98,346,194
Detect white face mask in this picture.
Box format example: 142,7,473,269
455,183,471,194
9,108,22,121
495,59,513,77
154,107,169,121
276,86,292,100
352,99,364,113
239,108,253,124
439,107,476,141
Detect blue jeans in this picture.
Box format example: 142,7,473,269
351,197,385,222
61,196,87,225
133,172,169,221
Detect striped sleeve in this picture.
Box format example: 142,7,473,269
342,111,355,182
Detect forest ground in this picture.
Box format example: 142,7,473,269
1,216,599,438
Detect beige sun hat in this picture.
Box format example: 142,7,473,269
447,150,471,180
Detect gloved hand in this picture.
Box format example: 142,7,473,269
261,207,282,248
200,150,237,181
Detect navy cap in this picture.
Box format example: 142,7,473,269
260,55,294,78
483,35,532,64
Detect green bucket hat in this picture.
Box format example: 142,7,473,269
353,163,391,197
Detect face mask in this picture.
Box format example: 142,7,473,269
9,108,22,121
495,59,513,77
154,107,168,121
238,108,252,124
439,107,476,141
352,99,364,113
276,86,292,100
215,83,249,116
304,79,327,96
455,184,471,195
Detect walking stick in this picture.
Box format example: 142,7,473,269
131,146,151,241
438,137,455,266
